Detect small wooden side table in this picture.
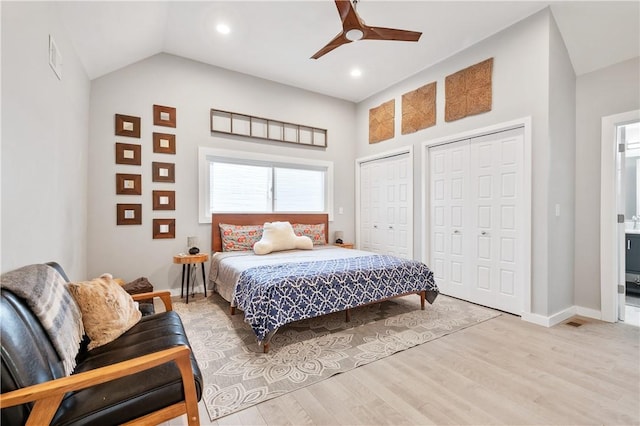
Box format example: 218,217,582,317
173,253,209,304
333,243,354,249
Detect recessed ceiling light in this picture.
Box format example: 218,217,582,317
350,68,362,78
216,23,230,35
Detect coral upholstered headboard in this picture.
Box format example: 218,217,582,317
211,213,329,253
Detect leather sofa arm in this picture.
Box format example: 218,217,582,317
131,290,173,311
0,345,199,426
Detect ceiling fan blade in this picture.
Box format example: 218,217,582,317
335,0,363,30
311,32,351,59
363,26,422,42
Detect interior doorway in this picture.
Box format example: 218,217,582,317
600,110,640,325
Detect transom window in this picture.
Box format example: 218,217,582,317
198,147,333,223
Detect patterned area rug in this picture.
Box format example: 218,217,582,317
173,293,499,421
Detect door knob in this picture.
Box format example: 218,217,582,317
453,230,460,234
481,231,488,236
388,226,394,230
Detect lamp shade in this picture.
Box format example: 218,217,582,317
187,236,199,248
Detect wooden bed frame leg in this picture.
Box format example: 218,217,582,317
345,308,351,322
230,306,236,315
420,291,425,310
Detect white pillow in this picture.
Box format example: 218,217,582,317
253,221,313,255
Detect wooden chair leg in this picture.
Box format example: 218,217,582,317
420,291,425,310
345,308,351,322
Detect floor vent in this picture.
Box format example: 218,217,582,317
565,320,583,327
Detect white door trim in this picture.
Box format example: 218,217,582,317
355,146,414,258
420,117,532,317
600,109,640,323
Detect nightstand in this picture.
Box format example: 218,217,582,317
173,253,209,303
333,243,354,249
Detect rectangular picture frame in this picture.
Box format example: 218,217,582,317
115,114,141,138
116,173,142,195
153,104,176,128
116,204,142,225
152,162,175,183
153,132,176,154
153,218,175,239
115,142,141,165
152,190,175,210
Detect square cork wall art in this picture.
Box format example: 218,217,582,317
402,82,436,135
445,58,493,122
369,99,395,144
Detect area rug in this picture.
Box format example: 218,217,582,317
173,293,499,421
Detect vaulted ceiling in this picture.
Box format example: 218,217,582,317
57,1,639,103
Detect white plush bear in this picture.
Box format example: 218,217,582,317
253,221,313,255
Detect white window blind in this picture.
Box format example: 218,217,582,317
198,147,333,223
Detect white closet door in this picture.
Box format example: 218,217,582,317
430,140,470,300
385,155,411,258
468,128,524,314
359,153,412,258
429,128,524,315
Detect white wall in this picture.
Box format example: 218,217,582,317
574,57,640,311
1,2,90,279
88,53,356,292
547,13,576,315
355,9,559,316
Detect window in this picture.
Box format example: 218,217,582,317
199,147,333,223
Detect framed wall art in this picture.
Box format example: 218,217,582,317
115,114,141,138
153,132,176,154
153,104,176,128
115,142,141,165
152,162,175,183
153,218,175,239
152,190,175,210
115,173,142,195
116,204,142,225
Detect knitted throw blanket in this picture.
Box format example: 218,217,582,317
1,264,84,376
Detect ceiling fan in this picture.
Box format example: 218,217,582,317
311,0,422,60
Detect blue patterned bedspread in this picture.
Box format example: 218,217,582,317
234,254,438,343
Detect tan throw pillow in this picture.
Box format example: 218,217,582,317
67,273,142,350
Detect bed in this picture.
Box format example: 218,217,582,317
209,213,438,352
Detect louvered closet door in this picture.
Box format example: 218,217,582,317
359,153,412,257
430,140,470,300
429,128,524,315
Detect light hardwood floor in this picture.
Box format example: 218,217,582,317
165,311,640,426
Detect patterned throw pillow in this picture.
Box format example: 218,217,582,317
219,224,263,252
292,223,326,245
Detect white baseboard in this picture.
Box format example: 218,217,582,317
575,306,602,320
521,305,603,327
